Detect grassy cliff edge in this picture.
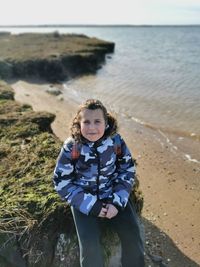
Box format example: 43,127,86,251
0,32,115,82
0,81,74,266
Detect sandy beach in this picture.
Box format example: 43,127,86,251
12,80,200,266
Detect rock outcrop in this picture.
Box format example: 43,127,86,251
0,32,115,82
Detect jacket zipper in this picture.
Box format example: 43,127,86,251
94,145,101,200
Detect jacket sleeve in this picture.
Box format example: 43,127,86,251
52,139,102,216
111,135,136,210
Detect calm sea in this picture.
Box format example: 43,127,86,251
2,26,200,139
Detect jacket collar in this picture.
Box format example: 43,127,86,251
81,135,107,148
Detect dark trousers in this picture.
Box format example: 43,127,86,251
71,200,145,267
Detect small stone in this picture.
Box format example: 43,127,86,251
150,254,163,262
46,87,62,96
57,95,64,101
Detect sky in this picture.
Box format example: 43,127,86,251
0,0,200,26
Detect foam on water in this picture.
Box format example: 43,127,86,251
185,154,200,164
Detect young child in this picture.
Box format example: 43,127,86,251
53,99,144,267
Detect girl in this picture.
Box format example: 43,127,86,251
53,99,144,267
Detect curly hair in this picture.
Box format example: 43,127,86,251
70,99,118,142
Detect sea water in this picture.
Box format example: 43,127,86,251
2,25,200,161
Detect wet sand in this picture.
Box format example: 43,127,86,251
12,80,200,266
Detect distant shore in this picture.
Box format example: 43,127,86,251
12,79,200,266
1,24,200,28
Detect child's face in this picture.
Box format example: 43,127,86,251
80,108,106,142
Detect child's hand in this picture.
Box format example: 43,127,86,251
98,206,108,217
105,204,118,219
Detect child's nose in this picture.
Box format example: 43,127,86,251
88,122,95,129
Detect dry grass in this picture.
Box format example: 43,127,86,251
0,32,114,61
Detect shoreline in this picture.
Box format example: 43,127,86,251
57,78,200,165
12,80,200,266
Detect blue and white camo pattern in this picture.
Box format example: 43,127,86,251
53,134,136,215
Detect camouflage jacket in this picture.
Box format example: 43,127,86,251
53,133,136,216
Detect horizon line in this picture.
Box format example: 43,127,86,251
0,23,200,28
